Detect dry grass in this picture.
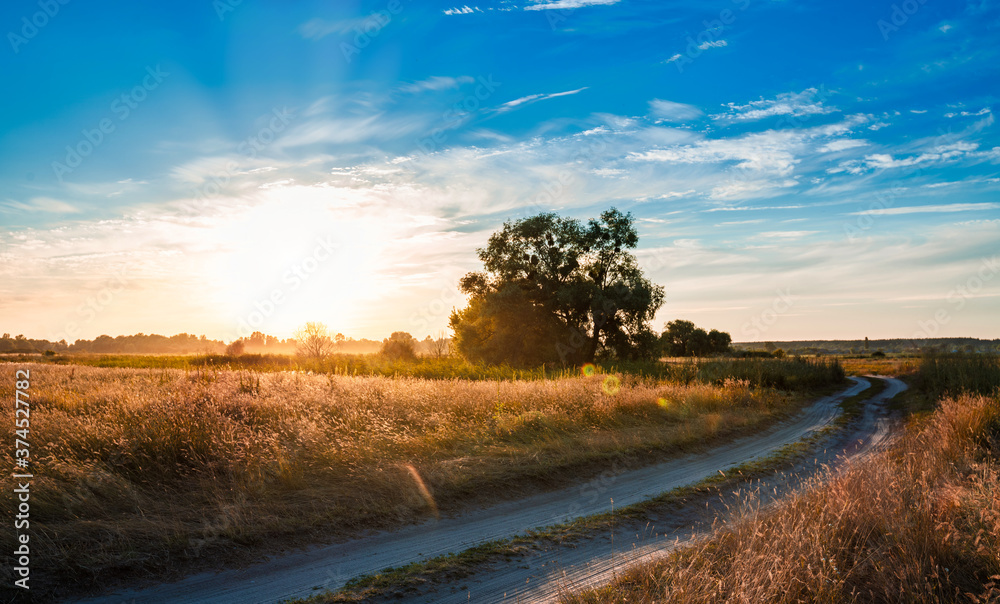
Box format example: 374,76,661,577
839,355,921,377
563,390,1000,604
0,364,799,598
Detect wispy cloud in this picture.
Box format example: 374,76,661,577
697,39,727,50
494,87,588,113
2,197,80,214
443,6,482,15
848,202,1000,216
944,107,991,118
399,76,475,93
524,0,620,10
759,230,818,238
711,88,838,123
818,139,869,153
648,99,703,122
836,141,994,173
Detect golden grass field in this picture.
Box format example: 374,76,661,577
563,388,1000,603
1,362,817,597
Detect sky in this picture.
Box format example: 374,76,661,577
1,0,998,344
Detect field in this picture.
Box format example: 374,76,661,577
0,357,844,599
11,351,846,388
563,354,1000,603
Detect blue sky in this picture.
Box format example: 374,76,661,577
1,0,998,343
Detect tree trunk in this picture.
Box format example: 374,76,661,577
583,328,601,363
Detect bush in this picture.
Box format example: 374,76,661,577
380,331,418,361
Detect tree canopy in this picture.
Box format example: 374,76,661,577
660,320,732,357
450,208,665,366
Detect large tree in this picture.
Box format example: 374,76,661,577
450,208,665,366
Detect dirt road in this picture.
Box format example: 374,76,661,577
71,378,876,604
417,376,907,604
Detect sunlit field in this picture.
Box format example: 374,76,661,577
838,355,921,377
0,364,842,600
0,359,842,598
563,354,1000,604
14,351,846,388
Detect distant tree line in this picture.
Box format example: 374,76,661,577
731,337,1000,356
0,330,447,357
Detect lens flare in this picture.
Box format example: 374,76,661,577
657,397,668,408
404,464,439,520
581,363,597,377
602,375,621,396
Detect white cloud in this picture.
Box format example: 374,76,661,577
2,197,81,214
697,39,727,50
818,139,869,153
399,76,475,93
494,87,588,113
443,5,481,15
860,141,981,170
663,53,683,64
648,99,703,122
657,190,697,199
759,231,818,238
848,202,1000,216
630,130,804,176
704,205,806,212
944,107,992,118
524,0,620,10
711,88,837,123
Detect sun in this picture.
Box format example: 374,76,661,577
202,185,389,339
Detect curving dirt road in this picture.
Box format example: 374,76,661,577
418,376,907,604
71,378,879,604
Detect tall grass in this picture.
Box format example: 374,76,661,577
919,353,1000,397
563,393,1000,603
29,353,847,390
0,364,800,598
